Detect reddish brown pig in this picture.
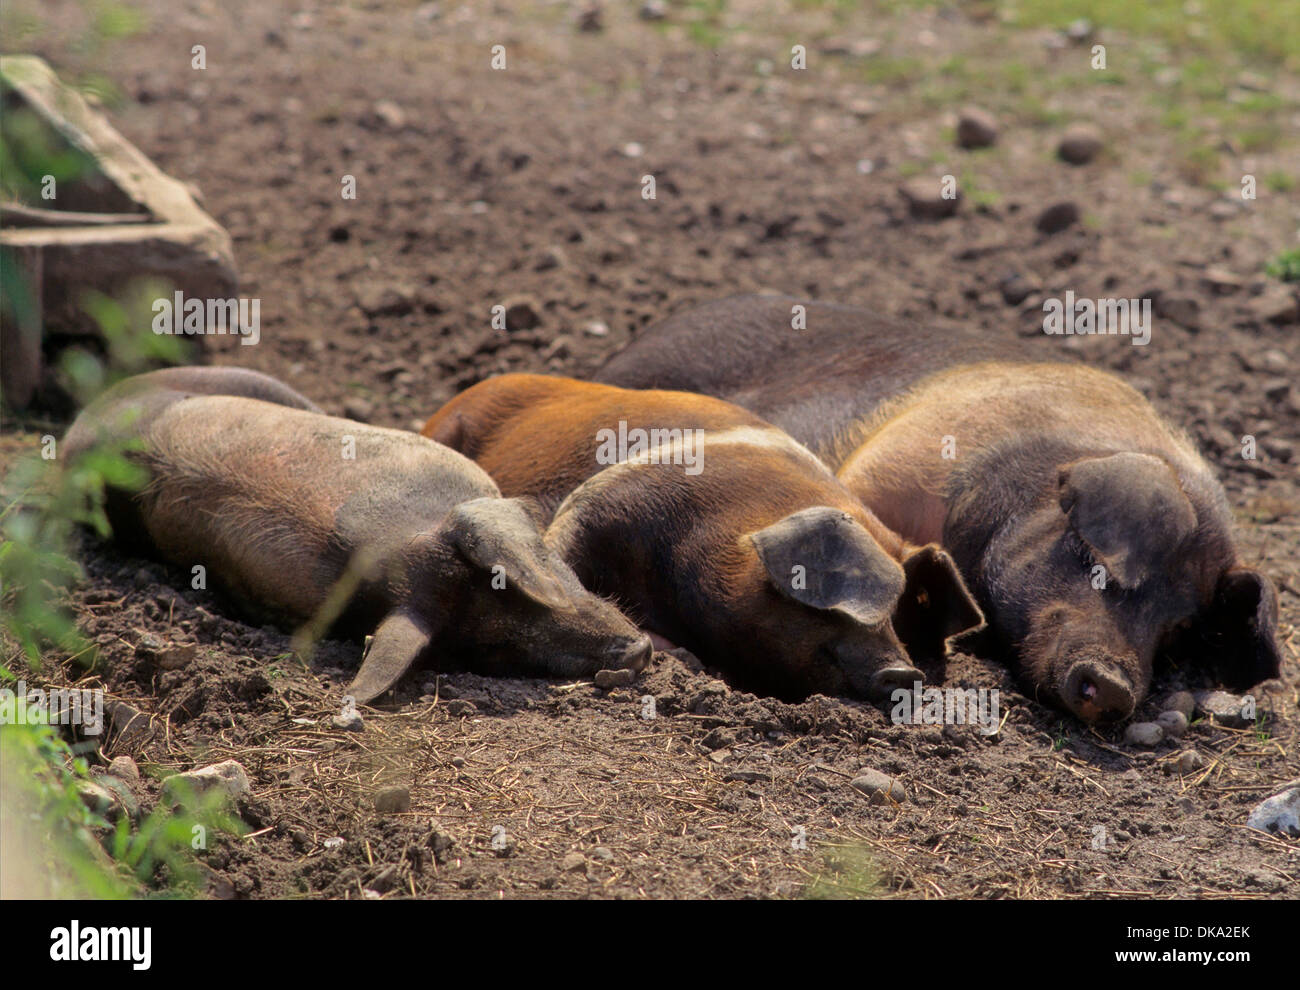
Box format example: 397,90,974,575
62,367,652,703
596,294,1284,722
421,374,982,701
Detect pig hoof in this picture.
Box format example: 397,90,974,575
1063,662,1135,723
867,665,924,699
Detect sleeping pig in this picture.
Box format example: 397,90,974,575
596,294,1284,722
61,367,652,703
421,374,982,701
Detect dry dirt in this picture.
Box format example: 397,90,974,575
2,0,1297,899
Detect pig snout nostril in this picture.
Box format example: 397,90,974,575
1065,662,1135,723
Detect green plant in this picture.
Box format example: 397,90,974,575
1265,247,1300,282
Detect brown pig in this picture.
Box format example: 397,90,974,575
62,367,652,703
596,294,1284,722
421,374,982,701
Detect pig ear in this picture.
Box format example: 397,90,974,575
1202,568,1283,689
425,410,468,452
751,507,905,627
346,608,435,704
1058,452,1197,588
446,497,575,611
893,545,985,661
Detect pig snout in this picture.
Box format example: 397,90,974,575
608,634,654,672
1062,659,1136,723
831,638,924,701
1022,604,1143,722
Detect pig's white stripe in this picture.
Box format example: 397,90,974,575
550,425,827,525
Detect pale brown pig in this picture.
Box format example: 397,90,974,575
422,374,982,701
62,367,651,703
596,294,1284,722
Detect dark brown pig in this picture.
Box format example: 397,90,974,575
596,294,1284,722
421,374,982,701
62,367,652,703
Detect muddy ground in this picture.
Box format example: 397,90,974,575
2,1,1297,898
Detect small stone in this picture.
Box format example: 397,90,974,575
594,668,636,689
899,178,961,220
638,0,667,20
955,107,998,149
355,283,414,318
163,759,251,805
332,710,365,732
1124,722,1165,747
443,699,477,717
577,2,603,32
850,769,906,804
999,272,1037,305
450,756,466,768
76,780,117,818
1163,691,1196,720
108,755,140,784
1195,690,1252,728
561,851,587,872
1156,294,1200,330
583,320,610,337
1065,18,1093,43
323,836,345,849
591,846,614,862
374,786,411,814
622,142,644,159
135,633,196,670
1057,123,1103,165
503,300,540,332
1246,784,1300,838
372,99,406,130
1156,710,1189,738
343,396,374,423
1248,286,1299,325
1176,750,1206,775
1202,267,1245,293
1035,201,1080,234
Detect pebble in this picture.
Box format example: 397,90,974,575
850,769,906,804
1194,690,1251,728
1124,722,1164,747
163,759,250,805
343,397,374,423
899,178,961,220
1156,294,1200,330
1156,710,1188,739
374,786,411,814
1247,286,1299,325
591,846,614,862
1057,123,1103,164
955,107,998,149
1246,784,1300,838
504,300,541,332
1035,201,1079,235
108,755,140,784
1176,750,1206,774
594,668,636,689
332,710,365,732
1162,691,1196,720
561,851,587,872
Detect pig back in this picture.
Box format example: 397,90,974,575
597,294,1024,458
127,396,500,621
